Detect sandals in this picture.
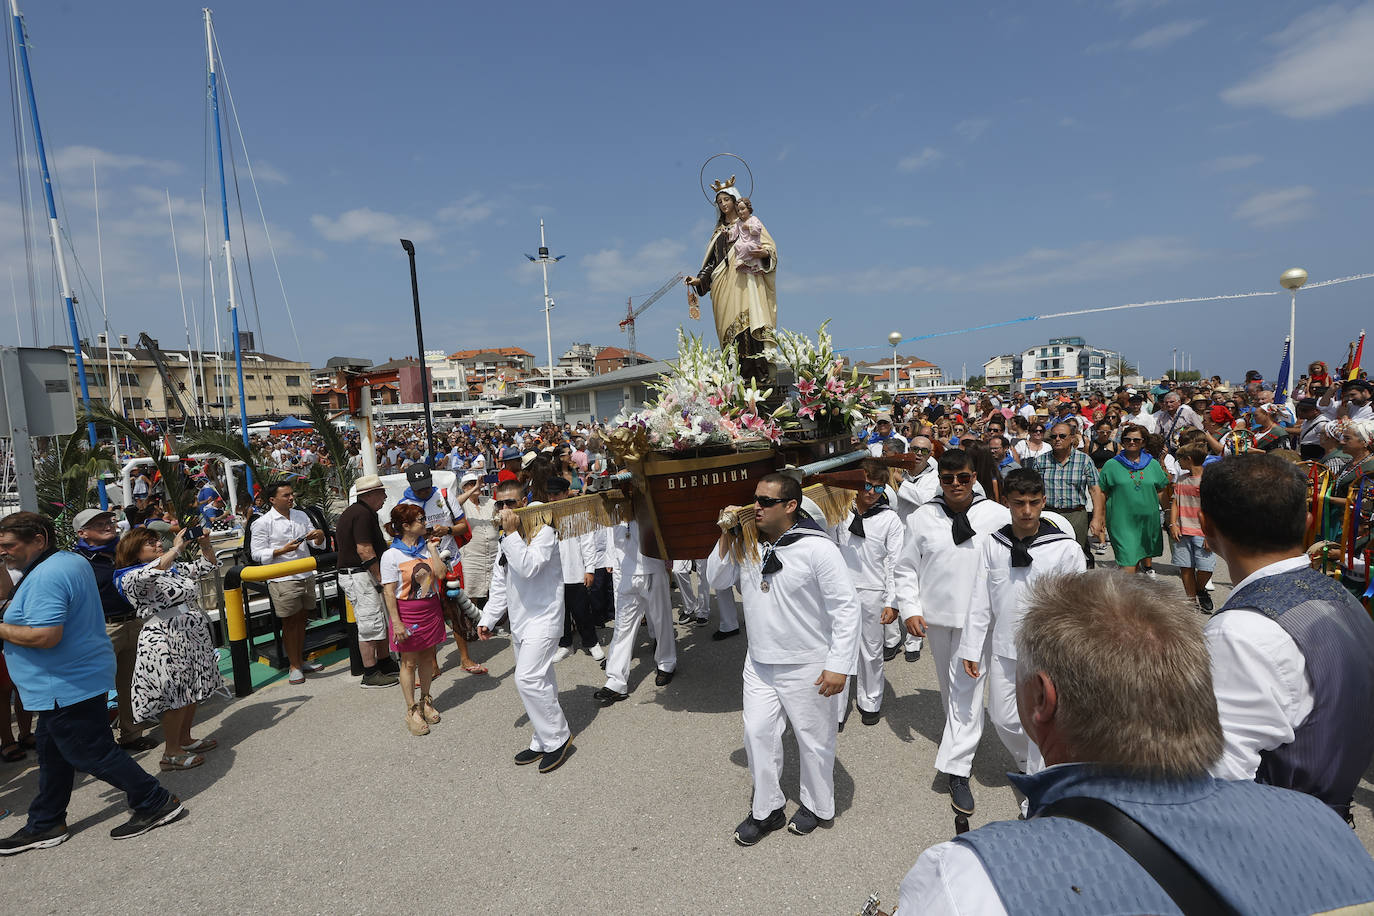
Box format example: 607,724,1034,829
181,738,218,753
461,662,488,675
406,704,430,736
159,753,205,771
0,742,24,762
421,695,441,725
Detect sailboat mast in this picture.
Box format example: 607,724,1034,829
9,0,107,507
204,8,253,478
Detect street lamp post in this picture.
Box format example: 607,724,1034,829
888,331,902,399
399,238,436,461
1281,267,1308,398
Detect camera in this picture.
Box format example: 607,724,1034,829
182,520,205,540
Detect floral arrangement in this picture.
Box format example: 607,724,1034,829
614,330,785,453
775,320,875,437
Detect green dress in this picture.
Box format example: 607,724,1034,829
1099,454,1168,567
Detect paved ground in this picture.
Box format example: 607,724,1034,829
4,551,1374,915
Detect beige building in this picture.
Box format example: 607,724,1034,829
54,339,313,423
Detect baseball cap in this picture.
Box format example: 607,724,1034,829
405,464,433,489
355,474,384,494
72,508,115,532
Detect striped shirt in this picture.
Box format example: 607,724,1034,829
1175,472,1203,537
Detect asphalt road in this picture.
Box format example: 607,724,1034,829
3,554,1373,915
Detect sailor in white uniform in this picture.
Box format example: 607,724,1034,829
674,557,743,639
895,447,1011,816
707,473,861,846
594,516,677,705
958,468,1084,777
476,481,574,774
832,458,904,729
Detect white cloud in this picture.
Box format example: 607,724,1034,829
954,118,991,141
1205,153,1263,172
250,161,288,185
1114,0,1169,16
1222,3,1374,118
582,238,687,295
885,216,932,228
52,145,180,176
1233,186,1315,227
436,193,493,226
1128,18,1205,50
897,147,942,172
310,208,435,245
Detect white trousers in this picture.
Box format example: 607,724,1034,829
884,619,922,652
985,654,1043,775
928,623,987,777
511,633,571,752
743,656,837,820
834,590,886,721
673,559,740,629
603,572,676,694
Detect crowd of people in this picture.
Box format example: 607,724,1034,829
3,360,1374,912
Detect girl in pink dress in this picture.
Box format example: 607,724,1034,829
381,503,449,735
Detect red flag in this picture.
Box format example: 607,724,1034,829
1350,330,1365,381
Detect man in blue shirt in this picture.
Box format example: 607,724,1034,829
0,512,185,854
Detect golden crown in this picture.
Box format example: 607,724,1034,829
710,175,737,194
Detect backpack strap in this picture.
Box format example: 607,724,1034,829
1037,796,1239,916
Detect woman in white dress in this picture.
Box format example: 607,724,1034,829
116,528,227,772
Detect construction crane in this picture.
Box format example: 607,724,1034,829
619,272,684,365
137,332,192,421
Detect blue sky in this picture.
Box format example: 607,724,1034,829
5,0,1374,383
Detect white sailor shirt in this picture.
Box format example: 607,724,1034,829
895,496,1011,629
833,504,904,606
478,524,563,641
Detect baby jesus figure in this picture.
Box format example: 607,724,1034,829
731,197,767,274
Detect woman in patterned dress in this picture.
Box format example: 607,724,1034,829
116,528,227,771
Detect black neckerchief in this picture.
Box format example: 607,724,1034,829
933,494,983,545
848,494,891,539
996,519,1070,567
760,512,826,575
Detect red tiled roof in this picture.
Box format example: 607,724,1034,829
447,346,534,360
594,346,651,361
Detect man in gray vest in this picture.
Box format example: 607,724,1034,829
897,570,1374,915
1201,452,1374,824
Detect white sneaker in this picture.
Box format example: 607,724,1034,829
552,646,573,663
588,643,606,662
301,661,324,673
1204,580,1215,592
1143,568,1157,579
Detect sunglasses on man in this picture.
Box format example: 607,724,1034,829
754,494,788,507
939,472,976,485
494,498,521,509
861,482,885,493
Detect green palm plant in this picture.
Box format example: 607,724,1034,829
32,431,117,539
303,398,356,498
84,404,198,526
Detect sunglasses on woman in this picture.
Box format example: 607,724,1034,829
939,472,976,485
1122,437,1144,444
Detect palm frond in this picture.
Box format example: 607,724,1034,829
179,427,270,501
83,405,193,522
304,398,355,498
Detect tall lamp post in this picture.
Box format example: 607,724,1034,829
399,238,436,461
1281,267,1308,398
526,220,563,424
888,331,902,400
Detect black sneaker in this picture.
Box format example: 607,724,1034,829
693,617,709,627
654,668,675,687
110,795,186,840
0,822,69,855
787,804,834,836
538,737,575,774
733,806,786,846
1197,592,1214,613
947,775,975,815
860,709,881,726
677,610,694,625
360,670,400,689
514,748,542,766
594,687,628,706
711,628,740,642
905,648,922,662
882,644,900,661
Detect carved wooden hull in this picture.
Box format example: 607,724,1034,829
638,449,777,561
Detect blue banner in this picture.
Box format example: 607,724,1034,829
1273,337,1292,404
